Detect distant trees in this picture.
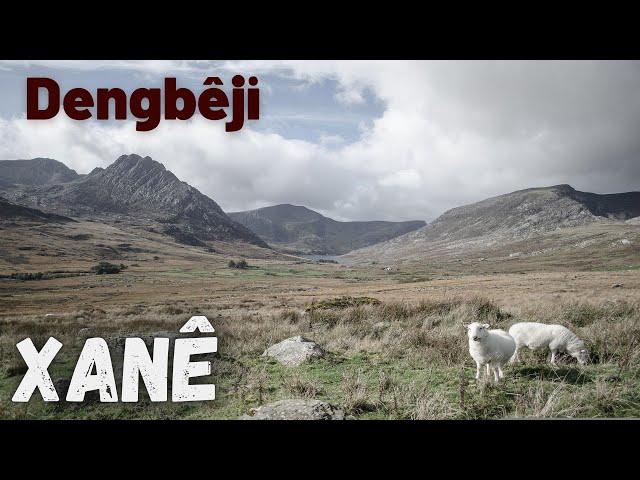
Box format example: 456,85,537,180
91,262,127,275
228,259,249,269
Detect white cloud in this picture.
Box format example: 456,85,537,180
1,60,640,223
379,169,422,188
319,133,345,146
334,84,366,106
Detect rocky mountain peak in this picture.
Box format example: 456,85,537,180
106,154,171,181
0,155,268,247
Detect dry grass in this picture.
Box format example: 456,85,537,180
1,224,640,420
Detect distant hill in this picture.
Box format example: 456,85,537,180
0,158,79,186
0,155,268,247
229,204,425,254
0,196,73,223
345,184,640,263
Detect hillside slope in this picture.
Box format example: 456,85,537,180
345,184,640,263
0,196,73,223
229,203,425,254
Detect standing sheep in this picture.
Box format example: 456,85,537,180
467,322,516,382
508,322,589,365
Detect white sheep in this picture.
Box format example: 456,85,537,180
508,322,589,365
467,322,516,382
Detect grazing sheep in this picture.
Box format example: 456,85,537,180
467,322,516,382
508,322,589,365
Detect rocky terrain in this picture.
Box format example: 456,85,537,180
229,203,425,254
0,154,267,248
345,184,640,264
0,197,73,223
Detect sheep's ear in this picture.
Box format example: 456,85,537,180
462,323,470,329
482,323,490,329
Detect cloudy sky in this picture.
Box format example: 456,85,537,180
0,60,638,222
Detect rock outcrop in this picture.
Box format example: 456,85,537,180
262,336,325,366
239,399,344,420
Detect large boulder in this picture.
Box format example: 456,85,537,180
262,336,325,366
239,399,344,420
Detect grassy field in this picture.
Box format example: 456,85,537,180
1,285,639,419
1,218,640,419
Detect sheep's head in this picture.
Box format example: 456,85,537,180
573,347,590,365
467,322,490,342
568,340,590,365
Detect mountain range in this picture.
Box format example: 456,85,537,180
344,184,640,263
1,155,638,264
229,204,425,255
0,154,266,247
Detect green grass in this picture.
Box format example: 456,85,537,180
2,296,640,419
3,347,639,420
161,265,333,280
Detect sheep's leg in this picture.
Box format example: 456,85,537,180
492,365,500,383
497,365,505,379
550,350,557,365
486,363,491,378
475,362,482,380
509,347,519,364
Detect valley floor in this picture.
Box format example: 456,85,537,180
1,218,640,419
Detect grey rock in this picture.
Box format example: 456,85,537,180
0,155,267,247
239,399,344,420
262,336,324,366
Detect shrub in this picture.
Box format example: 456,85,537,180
91,262,126,275
307,296,380,312
228,259,249,269
10,272,44,281
282,374,322,398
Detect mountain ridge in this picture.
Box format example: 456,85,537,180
0,158,80,186
344,184,640,263
0,154,268,247
229,203,425,255
0,196,74,223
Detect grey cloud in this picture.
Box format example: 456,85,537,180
0,60,639,223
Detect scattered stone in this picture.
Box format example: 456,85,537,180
262,336,325,366
239,399,344,420
612,283,624,288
